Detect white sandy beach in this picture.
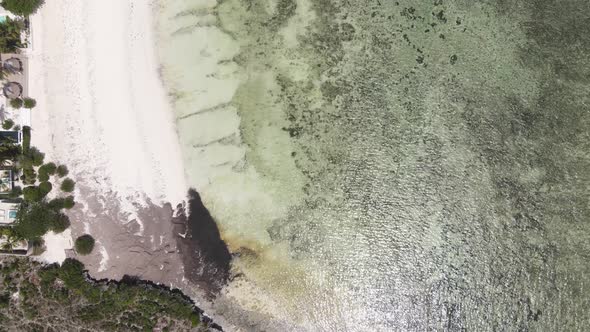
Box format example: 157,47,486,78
27,1,188,265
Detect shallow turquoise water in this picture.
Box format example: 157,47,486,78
156,0,590,330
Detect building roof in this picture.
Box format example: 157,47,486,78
2,57,22,73
3,81,22,99
0,130,19,143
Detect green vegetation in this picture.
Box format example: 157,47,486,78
63,195,75,209
60,178,75,192
18,146,44,185
9,98,22,109
39,162,56,175
48,195,75,210
13,201,70,239
0,257,211,331
0,17,24,53
56,164,68,177
0,142,21,164
37,162,56,182
0,0,45,16
23,97,36,109
6,128,77,243
74,234,95,255
2,119,14,130
28,237,45,255
21,126,30,152
22,186,44,202
38,181,52,196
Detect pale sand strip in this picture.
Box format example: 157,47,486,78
27,0,188,263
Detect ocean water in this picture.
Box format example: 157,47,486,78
155,0,590,330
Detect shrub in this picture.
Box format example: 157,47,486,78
2,119,14,130
74,235,95,255
23,97,36,109
60,178,75,192
63,196,75,209
0,0,45,16
56,165,68,177
38,181,52,196
9,98,22,109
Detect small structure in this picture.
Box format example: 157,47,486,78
2,57,22,73
0,130,21,144
0,170,12,193
0,201,18,225
3,81,22,99
0,53,28,101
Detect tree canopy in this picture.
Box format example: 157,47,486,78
14,201,71,239
1,0,44,16
0,17,24,53
60,178,75,192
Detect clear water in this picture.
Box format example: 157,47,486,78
156,0,590,330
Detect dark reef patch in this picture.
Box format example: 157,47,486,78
173,189,231,299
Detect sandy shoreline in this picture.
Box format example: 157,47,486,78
27,0,189,275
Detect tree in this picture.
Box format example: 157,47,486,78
74,235,95,255
38,162,56,181
23,97,36,109
58,258,85,289
56,165,68,177
22,186,42,202
28,147,44,166
38,181,52,196
14,201,71,239
2,119,14,130
1,0,45,16
14,203,50,238
29,237,45,255
60,178,75,192
9,98,22,109
63,196,75,209
42,162,56,175
49,213,70,233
